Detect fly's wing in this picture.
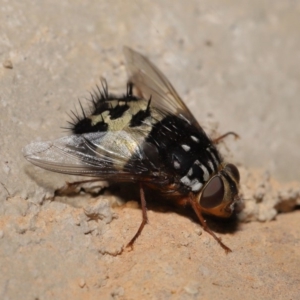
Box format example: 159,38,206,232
23,132,169,184
123,46,200,128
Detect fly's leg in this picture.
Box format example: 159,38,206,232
55,179,107,196
213,132,239,144
188,196,232,253
126,184,148,249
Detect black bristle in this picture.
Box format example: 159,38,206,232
66,79,142,134
129,96,152,127
78,99,86,118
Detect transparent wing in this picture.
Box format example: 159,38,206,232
123,46,199,127
23,132,168,183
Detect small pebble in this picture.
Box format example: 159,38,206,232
78,278,86,288
194,227,202,236
3,59,13,69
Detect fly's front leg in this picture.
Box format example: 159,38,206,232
188,195,232,253
213,132,239,144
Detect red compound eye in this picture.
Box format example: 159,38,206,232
200,176,224,208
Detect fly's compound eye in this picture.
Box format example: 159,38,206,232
200,176,224,208
224,163,240,183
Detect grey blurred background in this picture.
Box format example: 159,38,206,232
1,1,300,200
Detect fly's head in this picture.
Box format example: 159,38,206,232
197,163,240,218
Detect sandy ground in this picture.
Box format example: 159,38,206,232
1,1,300,299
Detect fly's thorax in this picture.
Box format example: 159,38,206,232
89,99,154,131
195,163,240,218
72,87,164,135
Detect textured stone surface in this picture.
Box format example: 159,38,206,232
1,1,300,299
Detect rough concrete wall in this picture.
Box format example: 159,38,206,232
1,1,300,299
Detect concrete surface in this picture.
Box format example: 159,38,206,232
1,1,300,299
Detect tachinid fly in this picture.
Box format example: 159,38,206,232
23,47,240,253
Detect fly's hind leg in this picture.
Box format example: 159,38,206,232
213,132,239,144
126,183,148,249
55,179,108,197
